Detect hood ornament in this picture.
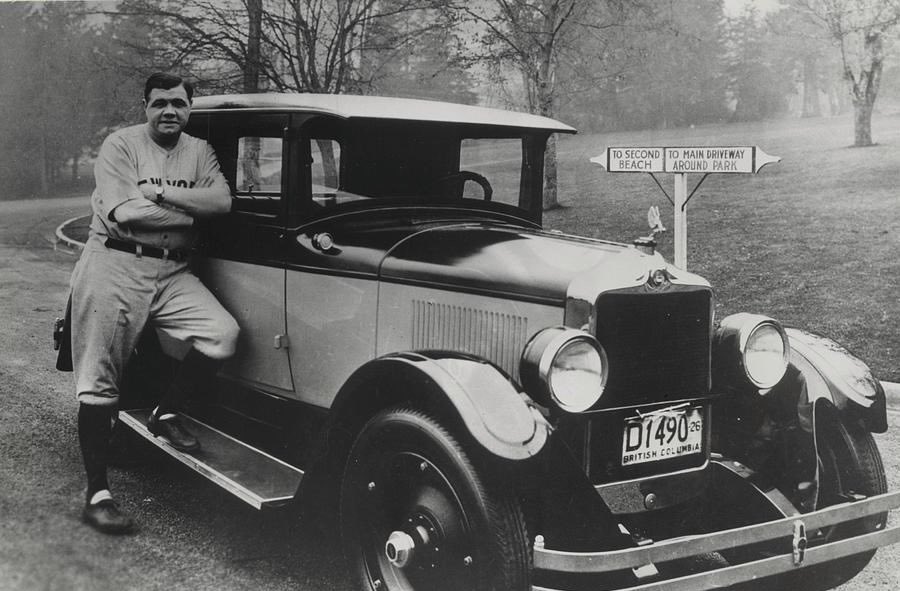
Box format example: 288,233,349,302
634,206,666,255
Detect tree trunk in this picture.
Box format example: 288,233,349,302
853,99,874,147
827,81,844,116
241,138,262,190
238,0,263,191
801,55,820,118
848,34,882,147
315,139,338,187
244,0,262,93
537,68,559,210
39,133,49,196
543,134,559,210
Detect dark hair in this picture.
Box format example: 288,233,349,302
143,72,195,103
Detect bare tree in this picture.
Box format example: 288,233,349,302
789,0,900,146
113,0,443,94
110,1,454,187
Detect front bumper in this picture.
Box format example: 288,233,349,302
533,490,900,590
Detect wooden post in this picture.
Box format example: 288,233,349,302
673,173,688,269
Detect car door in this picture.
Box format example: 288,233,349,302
283,126,379,408
198,113,294,394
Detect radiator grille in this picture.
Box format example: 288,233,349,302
594,287,712,408
411,300,528,377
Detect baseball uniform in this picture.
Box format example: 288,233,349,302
71,124,239,406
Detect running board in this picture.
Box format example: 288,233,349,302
119,409,304,510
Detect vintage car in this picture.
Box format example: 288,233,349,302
67,93,900,590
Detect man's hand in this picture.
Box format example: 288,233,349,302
140,183,160,202
145,183,231,217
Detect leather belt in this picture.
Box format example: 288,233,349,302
104,238,189,262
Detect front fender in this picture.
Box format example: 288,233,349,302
712,328,886,516
328,351,550,461
787,328,887,433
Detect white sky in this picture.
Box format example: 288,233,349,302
723,0,782,16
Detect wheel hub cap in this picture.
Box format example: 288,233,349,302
385,530,416,568
385,521,435,569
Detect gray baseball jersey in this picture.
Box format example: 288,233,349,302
89,123,229,251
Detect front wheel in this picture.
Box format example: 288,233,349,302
340,407,530,591
752,411,888,591
801,411,888,589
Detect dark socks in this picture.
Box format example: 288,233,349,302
154,348,219,417
78,404,112,501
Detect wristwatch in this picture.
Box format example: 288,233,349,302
154,184,166,204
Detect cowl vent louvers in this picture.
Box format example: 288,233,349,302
411,300,528,378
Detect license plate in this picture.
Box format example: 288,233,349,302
621,406,703,466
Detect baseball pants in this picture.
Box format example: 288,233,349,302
70,235,239,407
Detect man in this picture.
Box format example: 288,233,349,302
70,72,239,534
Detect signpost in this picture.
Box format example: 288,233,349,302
591,146,780,269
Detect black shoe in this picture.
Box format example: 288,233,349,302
147,413,200,452
82,499,135,535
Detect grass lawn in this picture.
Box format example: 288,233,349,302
547,112,900,381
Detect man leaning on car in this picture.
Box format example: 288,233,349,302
69,72,238,534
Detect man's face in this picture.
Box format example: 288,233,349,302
144,85,191,141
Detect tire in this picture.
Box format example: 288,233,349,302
750,412,888,591
339,407,530,591
798,411,888,589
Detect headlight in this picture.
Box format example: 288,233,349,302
520,327,608,412
714,313,790,390
744,323,788,387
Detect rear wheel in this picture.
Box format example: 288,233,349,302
340,407,530,591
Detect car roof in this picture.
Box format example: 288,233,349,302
191,93,576,133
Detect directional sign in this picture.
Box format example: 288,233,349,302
590,145,781,271
600,147,665,172
591,146,780,174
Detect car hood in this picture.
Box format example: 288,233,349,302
380,223,707,305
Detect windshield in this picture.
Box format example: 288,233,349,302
309,136,526,205
301,118,542,220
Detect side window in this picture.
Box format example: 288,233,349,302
310,139,341,193
459,138,523,206
233,136,282,215
308,137,368,207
